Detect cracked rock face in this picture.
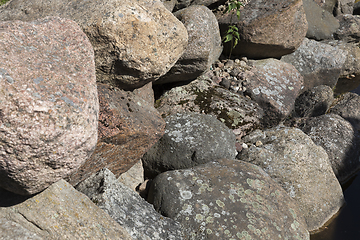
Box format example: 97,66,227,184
0,17,99,195
148,158,309,240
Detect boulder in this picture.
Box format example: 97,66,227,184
217,0,308,59
0,0,188,90
334,14,360,43
281,38,347,92
334,0,355,15
0,180,132,239
243,58,303,127
155,77,264,139
173,0,226,11
118,160,144,191
238,126,345,232
155,5,222,85
303,0,340,40
66,83,165,186
313,0,337,13
149,159,310,239
76,168,184,240
354,1,360,14
293,85,334,118
329,92,360,131
0,17,98,195
142,112,237,178
300,113,360,183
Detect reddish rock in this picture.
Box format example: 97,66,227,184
0,17,98,195
67,83,165,186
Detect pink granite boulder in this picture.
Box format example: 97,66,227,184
0,17,99,195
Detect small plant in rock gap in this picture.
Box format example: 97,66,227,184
222,0,243,59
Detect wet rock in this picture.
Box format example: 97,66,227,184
238,126,344,232
149,158,310,239
303,0,340,40
281,38,347,92
76,168,184,240
156,5,222,85
0,0,188,90
142,112,237,178
0,180,132,239
293,85,334,118
243,58,303,127
155,77,264,139
66,83,165,186
299,113,360,183
0,17,98,195
217,0,308,59
334,14,360,44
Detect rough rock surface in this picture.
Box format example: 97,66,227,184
293,85,334,118
149,159,310,240
238,126,344,232
155,77,264,139
118,160,144,191
0,0,188,90
329,92,360,131
156,5,222,85
142,112,237,178
334,0,355,15
313,0,337,13
299,113,360,183
0,180,132,239
303,0,340,40
217,0,308,59
76,168,184,240
334,14,360,43
66,83,165,186
0,17,99,195
243,58,303,127
281,38,347,92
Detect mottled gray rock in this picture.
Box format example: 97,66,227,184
334,0,355,15
76,168,184,240
0,0,188,90
149,158,310,240
217,0,308,59
0,17,98,195
156,5,222,85
323,40,360,94
155,78,264,139
334,14,360,43
329,92,360,131
294,85,334,118
238,126,344,232
142,112,237,178
243,58,303,127
299,113,360,183
313,0,337,13
281,38,347,92
161,0,177,12
0,180,132,239
303,0,340,40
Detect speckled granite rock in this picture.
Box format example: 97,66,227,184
0,180,132,239
243,58,303,127
0,0,188,90
76,168,184,240
238,126,345,232
281,38,347,92
148,158,310,240
0,17,98,195
67,83,165,186
142,112,237,179
334,14,360,44
299,113,360,184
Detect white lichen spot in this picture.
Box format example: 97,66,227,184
216,200,225,208
206,216,214,224
291,220,300,231
180,190,193,200
196,214,204,221
214,213,221,218
206,229,213,235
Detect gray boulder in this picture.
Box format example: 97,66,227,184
142,112,237,178
238,126,344,232
0,180,132,239
303,0,340,40
281,38,347,92
313,0,337,13
334,0,355,15
243,58,303,127
0,17,99,195
76,168,184,240
155,77,264,139
148,158,310,240
334,14,360,43
0,0,188,90
300,113,360,183
156,5,222,85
